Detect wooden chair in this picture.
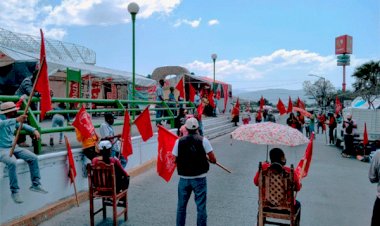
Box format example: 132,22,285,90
87,162,128,226
257,162,300,226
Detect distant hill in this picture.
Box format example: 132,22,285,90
235,89,314,105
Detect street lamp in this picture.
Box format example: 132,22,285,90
128,2,139,119
211,53,217,93
308,74,326,108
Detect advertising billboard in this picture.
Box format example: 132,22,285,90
335,35,353,54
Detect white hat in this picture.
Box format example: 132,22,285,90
98,140,112,150
185,117,199,130
0,102,19,114
346,113,352,119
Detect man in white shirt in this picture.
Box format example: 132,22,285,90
172,118,217,226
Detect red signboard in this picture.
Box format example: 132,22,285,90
335,35,353,54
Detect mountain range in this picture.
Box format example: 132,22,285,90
234,89,314,105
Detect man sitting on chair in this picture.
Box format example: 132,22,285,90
254,148,302,221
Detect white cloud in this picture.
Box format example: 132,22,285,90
208,19,219,26
184,49,369,91
174,18,201,28
0,0,182,39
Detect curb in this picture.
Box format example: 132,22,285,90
4,159,157,226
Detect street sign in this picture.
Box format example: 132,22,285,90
337,54,350,66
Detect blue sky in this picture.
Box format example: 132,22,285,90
1,0,379,91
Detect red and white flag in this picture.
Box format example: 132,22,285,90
296,133,314,179
157,125,178,182
72,105,95,140
287,96,293,114
134,106,153,142
36,29,52,120
277,98,287,115
121,110,133,159
64,135,77,183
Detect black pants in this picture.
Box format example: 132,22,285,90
343,135,354,155
372,197,380,226
329,127,335,144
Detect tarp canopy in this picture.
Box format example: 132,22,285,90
0,45,156,87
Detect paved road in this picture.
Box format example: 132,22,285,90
40,131,376,226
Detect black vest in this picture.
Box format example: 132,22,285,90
177,134,209,176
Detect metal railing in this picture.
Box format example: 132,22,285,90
0,95,195,154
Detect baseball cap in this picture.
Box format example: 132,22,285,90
185,118,199,130
98,140,112,150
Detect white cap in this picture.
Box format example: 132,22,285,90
346,113,352,119
98,140,112,150
185,118,199,130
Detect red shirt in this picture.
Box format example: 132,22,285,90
253,162,301,192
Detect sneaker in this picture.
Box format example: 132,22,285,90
29,185,48,194
11,193,23,204
50,137,54,146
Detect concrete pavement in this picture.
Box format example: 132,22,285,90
39,131,376,226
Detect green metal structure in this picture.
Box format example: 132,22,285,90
0,95,195,154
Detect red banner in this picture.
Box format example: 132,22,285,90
121,110,133,159
72,105,95,139
157,125,178,182
134,106,153,142
65,135,76,183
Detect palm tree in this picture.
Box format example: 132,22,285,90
352,61,380,109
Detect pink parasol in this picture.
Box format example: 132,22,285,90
293,107,312,117
231,122,309,160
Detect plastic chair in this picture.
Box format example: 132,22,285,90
87,162,128,226
257,162,300,226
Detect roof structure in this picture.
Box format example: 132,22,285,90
0,27,96,64
0,28,156,87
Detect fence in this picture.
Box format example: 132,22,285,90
0,95,195,154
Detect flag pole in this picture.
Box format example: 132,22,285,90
9,57,45,157
215,161,232,173
70,167,80,207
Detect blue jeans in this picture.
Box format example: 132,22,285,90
177,177,207,226
0,146,41,193
52,114,65,142
156,104,163,124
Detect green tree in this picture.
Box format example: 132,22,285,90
352,61,380,109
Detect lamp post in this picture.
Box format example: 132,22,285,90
128,2,139,119
211,53,217,93
308,74,326,108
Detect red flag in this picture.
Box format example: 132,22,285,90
363,123,368,146
121,110,133,159
35,29,52,120
176,77,185,99
231,98,240,116
189,84,196,102
216,89,221,100
64,135,76,183
296,133,314,179
134,106,153,142
335,96,342,115
277,98,287,115
15,96,26,108
72,105,95,139
297,97,306,109
208,91,215,108
260,96,265,110
196,102,204,121
287,96,293,114
222,84,229,113
157,125,178,182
